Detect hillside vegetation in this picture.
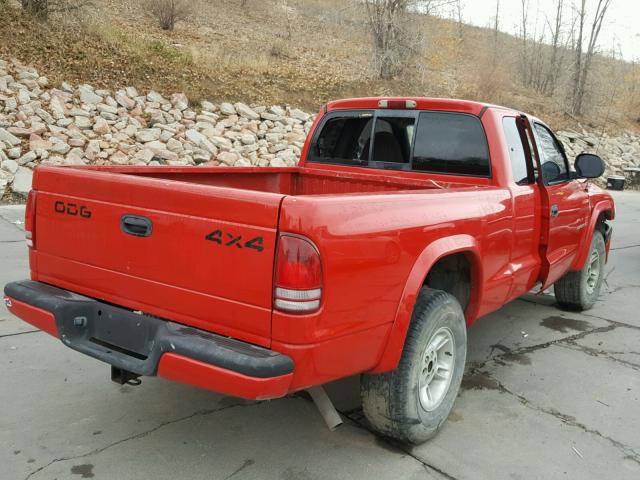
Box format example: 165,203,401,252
0,0,638,133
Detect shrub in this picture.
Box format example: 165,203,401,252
147,0,192,31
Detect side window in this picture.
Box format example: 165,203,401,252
502,117,531,185
309,113,373,165
412,112,490,176
371,117,415,164
533,123,569,184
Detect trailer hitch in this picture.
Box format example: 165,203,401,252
111,366,142,386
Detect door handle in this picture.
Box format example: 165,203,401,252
121,215,153,237
550,204,559,218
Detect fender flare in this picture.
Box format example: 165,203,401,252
369,234,482,374
571,199,615,271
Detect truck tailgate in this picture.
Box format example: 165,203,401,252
31,166,283,347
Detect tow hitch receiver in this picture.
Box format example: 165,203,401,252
111,366,142,386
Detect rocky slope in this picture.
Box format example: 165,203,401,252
1,57,639,197
556,130,640,185
0,58,314,197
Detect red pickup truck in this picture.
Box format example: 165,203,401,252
4,97,614,444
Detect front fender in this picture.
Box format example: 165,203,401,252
369,234,482,374
571,197,615,271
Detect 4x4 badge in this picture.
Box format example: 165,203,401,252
205,230,264,252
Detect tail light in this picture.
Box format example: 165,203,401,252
274,234,322,314
25,190,37,248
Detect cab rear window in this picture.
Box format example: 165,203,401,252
412,112,490,177
308,110,490,177
309,112,373,165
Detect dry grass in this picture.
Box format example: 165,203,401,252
0,0,638,133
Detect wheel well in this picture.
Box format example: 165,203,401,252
595,211,612,238
423,253,471,311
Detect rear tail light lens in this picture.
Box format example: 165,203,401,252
25,190,37,248
274,234,322,314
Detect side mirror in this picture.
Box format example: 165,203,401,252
575,153,605,179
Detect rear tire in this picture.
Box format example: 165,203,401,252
554,231,606,311
361,288,466,445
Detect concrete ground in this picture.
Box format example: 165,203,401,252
1,191,639,480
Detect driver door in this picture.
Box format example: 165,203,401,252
529,121,590,289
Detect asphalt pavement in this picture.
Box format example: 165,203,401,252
1,191,638,480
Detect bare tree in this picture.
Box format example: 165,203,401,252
363,0,456,80
280,0,293,40
541,0,564,95
492,0,500,66
570,0,613,115
455,0,464,39
147,0,192,31
519,0,530,86
363,0,411,80
419,0,458,15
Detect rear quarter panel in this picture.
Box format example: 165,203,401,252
273,186,513,351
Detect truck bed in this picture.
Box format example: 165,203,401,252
86,165,449,195
30,165,463,349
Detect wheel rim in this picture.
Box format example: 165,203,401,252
585,248,600,295
418,326,455,412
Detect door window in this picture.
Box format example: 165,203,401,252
533,123,569,184
502,117,533,185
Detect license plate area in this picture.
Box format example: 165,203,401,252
60,301,163,364
89,307,156,359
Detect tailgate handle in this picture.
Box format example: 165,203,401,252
121,215,153,237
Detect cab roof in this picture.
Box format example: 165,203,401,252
325,97,511,117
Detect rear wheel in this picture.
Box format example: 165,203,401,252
554,231,606,311
361,288,466,444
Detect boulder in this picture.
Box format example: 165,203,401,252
0,128,21,146
93,117,111,135
1,159,19,174
240,133,256,145
78,85,103,105
7,147,21,159
185,129,206,145
219,103,236,116
11,167,33,195
171,93,189,111
289,108,310,122
217,151,239,165
115,92,136,109
234,102,259,120
135,128,161,143
269,157,287,167
49,96,67,119
50,142,71,155
74,116,93,129
17,89,31,105
0,170,10,193
270,105,286,116
18,151,38,165
147,91,167,104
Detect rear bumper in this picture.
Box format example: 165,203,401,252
3,280,294,400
